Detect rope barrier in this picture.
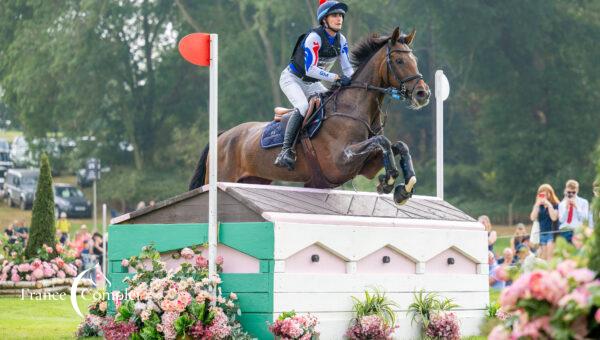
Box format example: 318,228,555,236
495,229,573,240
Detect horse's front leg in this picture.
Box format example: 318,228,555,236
391,141,417,205
342,135,399,194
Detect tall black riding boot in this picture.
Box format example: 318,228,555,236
274,109,304,171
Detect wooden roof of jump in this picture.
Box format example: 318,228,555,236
112,183,475,225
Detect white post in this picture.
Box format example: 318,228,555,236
93,179,97,231
435,96,443,200
435,70,450,200
102,204,107,278
208,34,218,278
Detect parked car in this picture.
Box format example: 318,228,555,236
0,138,12,164
3,168,39,210
76,168,93,188
54,183,92,218
10,136,33,167
0,138,14,188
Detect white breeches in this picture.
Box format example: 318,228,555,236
279,67,328,117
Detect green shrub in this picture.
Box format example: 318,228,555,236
25,153,56,258
98,166,188,208
350,288,398,328
407,290,458,331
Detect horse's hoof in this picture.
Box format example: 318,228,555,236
377,183,394,194
394,176,417,205
377,174,394,194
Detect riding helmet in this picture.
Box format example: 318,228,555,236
317,1,349,24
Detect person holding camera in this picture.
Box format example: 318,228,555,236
530,184,559,260
558,179,589,242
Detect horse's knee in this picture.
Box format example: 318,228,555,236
392,141,410,156
374,135,392,150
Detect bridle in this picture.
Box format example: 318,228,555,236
317,38,426,136
384,44,423,101
335,40,424,102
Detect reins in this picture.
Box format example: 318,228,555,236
306,37,423,137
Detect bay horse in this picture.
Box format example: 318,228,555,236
189,27,430,205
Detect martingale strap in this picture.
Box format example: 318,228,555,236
300,135,340,189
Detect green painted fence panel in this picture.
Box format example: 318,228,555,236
219,222,274,259
239,313,274,340
107,222,275,338
220,273,270,293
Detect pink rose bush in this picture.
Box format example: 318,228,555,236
0,242,81,283
346,314,395,340
89,244,251,340
75,314,107,339
269,311,319,340
424,312,460,340
101,318,138,340
181,247,195,260
490,229,600,339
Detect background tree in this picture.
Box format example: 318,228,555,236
1,0,598,220
24,153,55,258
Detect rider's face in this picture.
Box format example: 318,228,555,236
325,13,344,31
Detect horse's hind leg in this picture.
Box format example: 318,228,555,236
392,141,417,205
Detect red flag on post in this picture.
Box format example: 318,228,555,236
178,33,211,66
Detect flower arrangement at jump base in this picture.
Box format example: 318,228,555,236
489,228,600,339
407,290,460,340
82,244,252,340
75,289,109,338
268,310,319,339
346,288,399,340
0,238,80,283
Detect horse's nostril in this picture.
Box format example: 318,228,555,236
416,90,427,98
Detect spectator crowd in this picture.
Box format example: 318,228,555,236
487,179,598,290
2,213,105,283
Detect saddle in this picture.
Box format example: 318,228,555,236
261,95,324,150
264,95,340,189
272,96,321,122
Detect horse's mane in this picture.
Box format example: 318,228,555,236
350,33,390,68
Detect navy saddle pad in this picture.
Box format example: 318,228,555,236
260,106,325,149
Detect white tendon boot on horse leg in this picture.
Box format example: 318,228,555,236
394,176,416,206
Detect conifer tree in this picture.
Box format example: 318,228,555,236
25,153,56,258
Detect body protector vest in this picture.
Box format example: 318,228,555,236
290,26,341,83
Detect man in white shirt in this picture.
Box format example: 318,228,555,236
558,179,589,242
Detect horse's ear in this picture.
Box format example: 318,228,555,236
389,27,400,45
405,28,416,46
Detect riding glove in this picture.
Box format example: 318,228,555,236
339,75,352,86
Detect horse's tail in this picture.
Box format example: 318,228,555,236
189,144,210,191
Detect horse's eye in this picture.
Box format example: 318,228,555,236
396,59,404,65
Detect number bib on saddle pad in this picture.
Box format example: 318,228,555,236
260,105,325,149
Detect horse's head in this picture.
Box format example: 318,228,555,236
381,27,430,109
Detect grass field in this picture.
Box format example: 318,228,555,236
0,291,499,339
0,129,23,143
0,294,98,340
